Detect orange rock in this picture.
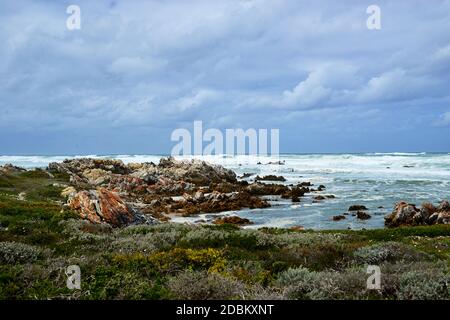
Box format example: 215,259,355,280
68,188,136,227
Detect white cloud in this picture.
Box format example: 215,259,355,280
108,56,167,75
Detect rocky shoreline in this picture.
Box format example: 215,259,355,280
0,159,449,300
47,157,312,227
1,157,449,228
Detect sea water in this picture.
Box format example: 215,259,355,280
2,153,450,230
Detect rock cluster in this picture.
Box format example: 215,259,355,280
48,157,313,227
0,163,26,174
385,200,450,227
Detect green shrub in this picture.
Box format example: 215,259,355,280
0,242,43,264
353,242,428,265
167,270,244,300
399,269,449,300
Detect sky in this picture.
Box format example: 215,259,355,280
1,0,450,155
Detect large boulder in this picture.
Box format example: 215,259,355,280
156,157,237,185
385,202,420,227
385,200,450,227
67,188,151,227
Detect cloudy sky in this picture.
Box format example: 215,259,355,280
1,0,450,155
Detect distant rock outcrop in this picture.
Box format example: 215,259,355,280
385,200,450,227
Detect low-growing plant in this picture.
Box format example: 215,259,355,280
353,241,428,265
399,269,449,300
167,270,244,300
0,241,44,264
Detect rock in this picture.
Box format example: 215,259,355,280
267,160,285,165
67,188,147,227
356,211,371,220
437,200,450,212
349,205,368,211
246,182,290,196
49,158,130,175
212,216,253,225
156,157,237,185
292,196,300,203
61,186,77,198
239,173,254,179
255,175,286,182
289,225,305,231
429,211,450,224
313,195,326,201
385,201,421,227
83,168,111,186
317,185,326,191
194,191,205,202
332,215,346,221
0,164,26,174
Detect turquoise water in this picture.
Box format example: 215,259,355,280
2,153,450,229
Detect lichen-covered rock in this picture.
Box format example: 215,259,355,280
49,158,130,175
385,202,420,227
61,186,77,198
385,200,450,227
156,157,237,185
67,188,149,227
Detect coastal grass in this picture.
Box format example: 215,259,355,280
0,169,449,300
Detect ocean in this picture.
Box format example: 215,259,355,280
2,153,450,230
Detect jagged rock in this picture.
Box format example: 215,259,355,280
384,201,450,227
384,201,420,227
356,211,371,220
299,182,312,187
333,215,346,221
246,182,290,196
212,216,253,225
49,158,130,175
349,205,368,211
255,175,286,182
156,157,237,185
67,188,152,227
171,191,270,216
83,168,111,186
61,186,77,198
437,200,450,212
0,164,26,174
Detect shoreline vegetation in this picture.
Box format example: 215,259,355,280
0,158,449,300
